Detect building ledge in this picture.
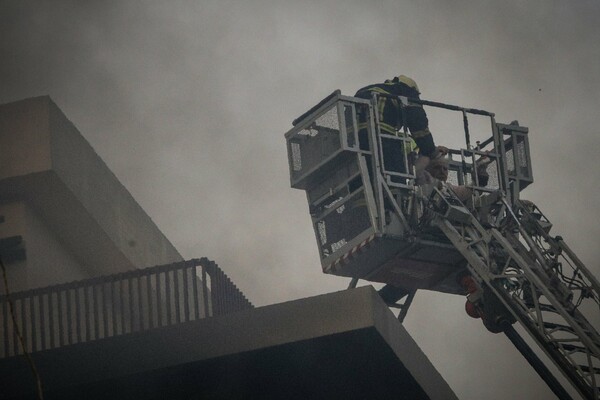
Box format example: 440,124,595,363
1,286,456,399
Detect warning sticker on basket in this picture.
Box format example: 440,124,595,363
331,238,347,252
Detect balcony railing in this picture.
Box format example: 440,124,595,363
0,258,253,358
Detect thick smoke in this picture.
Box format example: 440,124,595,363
1,1,598,399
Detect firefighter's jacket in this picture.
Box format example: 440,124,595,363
354,76,436,157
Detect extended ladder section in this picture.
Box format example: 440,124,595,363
433,191,599,399
285,91,599,399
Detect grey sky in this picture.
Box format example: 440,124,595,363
1,1,599,398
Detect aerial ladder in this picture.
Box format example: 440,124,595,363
284,91,600,399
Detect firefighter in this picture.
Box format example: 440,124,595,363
358,77,442,304
355,75,443,180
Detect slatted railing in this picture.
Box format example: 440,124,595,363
0,258,252,358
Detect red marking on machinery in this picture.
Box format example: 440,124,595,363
326,234,376,273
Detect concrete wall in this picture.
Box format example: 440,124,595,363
46,98,183,269
0,96,183,291
0,97,52,180
0,202,86,292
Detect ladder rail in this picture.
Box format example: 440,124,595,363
431,187,600,399
493,228,600,395
557,239,600,301
517,202,600,308
437,218,599,399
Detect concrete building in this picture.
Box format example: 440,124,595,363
0,97,457,399
0,96,183,291
3,286,457,400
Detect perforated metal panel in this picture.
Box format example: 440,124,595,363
314,188,373,260
285,93,369,190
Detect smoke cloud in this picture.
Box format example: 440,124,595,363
1,1,598,398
